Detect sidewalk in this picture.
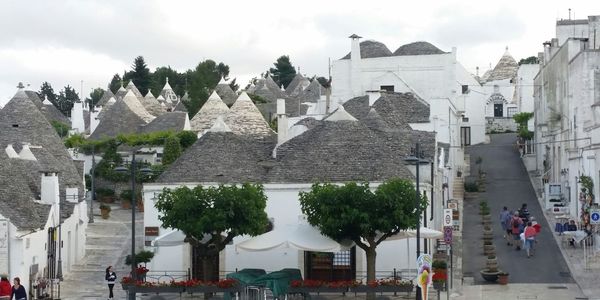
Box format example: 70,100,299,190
451,283,587,300
527,169,600,299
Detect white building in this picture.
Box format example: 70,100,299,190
142,91,446,281
0,89,88,291
534,15,600,224
330,35,486,148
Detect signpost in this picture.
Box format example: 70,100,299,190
591,209,600,225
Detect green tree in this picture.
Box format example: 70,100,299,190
124,56,152,95
39,81,58,105
109,73,123,94
88,87,105,107
513,112,534,140
50,120,71,138
155,184,269,280
316,76,331,88
299,179,426,289
56,85,79,116
518,56,539,65
269,55,297,88
229,78,239,92
176,131,198,149
187,60,230,117
162,136,182,165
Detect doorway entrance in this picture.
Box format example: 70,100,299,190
494,104,503,117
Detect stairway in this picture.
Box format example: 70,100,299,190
60,204,143,299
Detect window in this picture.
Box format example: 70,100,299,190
380,85,394,92
12,124,18,128
461,85,469,94
507,107,518,117
460,127,471,146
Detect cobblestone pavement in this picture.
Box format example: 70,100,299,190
60,203,144,300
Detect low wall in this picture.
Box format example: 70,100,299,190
486,117,517,133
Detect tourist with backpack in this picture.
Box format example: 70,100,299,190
510,211,523,250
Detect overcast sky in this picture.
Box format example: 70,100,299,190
0,0,597,106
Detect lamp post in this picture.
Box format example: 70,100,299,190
115,152,153,300
404,143,429,300
89,146,96,223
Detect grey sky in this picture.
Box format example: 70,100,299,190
0,0,597,106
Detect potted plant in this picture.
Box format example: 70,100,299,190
483,240,495,256
432,260,447,290
120,189,133,209
483,225,493,240
498,272,509,285
96,188,116,203
486,255,498,271
99,204,111,219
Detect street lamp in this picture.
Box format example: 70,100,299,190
115,152,153,300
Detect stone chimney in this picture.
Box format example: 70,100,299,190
71,101,85,134
366,90,381,107
277,99,288,145
349,34,362,97
41,172,60,205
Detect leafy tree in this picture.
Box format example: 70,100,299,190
155,184,269,280
56,85,79,116
518,56,539,65
50,120,71,138
513,112,534,140
299,179,426,287
39,81,58,105
109,73,123,94
186,60,230,117
162,136,182,165
88,88,105,107
176,131,198,149
229,78,239,92
269,55,297,88
123,56,152,95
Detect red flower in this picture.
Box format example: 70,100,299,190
432,272,447,282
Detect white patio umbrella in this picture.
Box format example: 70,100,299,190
152,230,186,247
381,227,443,271
235,224,343,253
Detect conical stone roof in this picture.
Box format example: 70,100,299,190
342,40,393,59
25,91,70,124
89,97,147,140
215,83,237,107
190,91,230,134
297,79,324,103
486,49,519,82
141,91,166,116
97,89,115,106
122,90,155,123
0,91,83,197
393,41,445,56
285,74,311,97
363,108,391,132
225,92,275,137
126,81,144,98
115,84,127,100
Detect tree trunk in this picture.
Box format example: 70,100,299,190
202,255,217,300
366,247,377,300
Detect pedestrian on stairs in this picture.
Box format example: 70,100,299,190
106,266,117,300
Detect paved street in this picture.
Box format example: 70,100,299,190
463,133,574,284
60,203,144,300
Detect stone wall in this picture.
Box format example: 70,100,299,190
485,117,517,133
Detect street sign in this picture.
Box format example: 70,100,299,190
443,209,453,227
444,226,453,244
591,210,600,224
448,201,458,211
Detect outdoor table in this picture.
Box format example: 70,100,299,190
225,269,267,300
250,269,303,298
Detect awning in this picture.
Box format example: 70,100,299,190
384,227,443,241
235,224,343,253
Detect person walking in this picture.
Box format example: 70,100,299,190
519,203,530,222
11,277,26,300
0,275,11,300
510,211,523,250
106,266,117,300
500,207,512,245
524,221,537,258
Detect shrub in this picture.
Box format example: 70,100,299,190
465,182,479,192
432,260,447,269
125,250,155,265
96,188,115,197
99,204,111,211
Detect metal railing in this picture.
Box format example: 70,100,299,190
582,227,600,270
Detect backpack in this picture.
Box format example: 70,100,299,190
513,218,520,229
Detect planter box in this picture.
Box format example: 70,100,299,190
350,285,413,293
288,287,349,294
186,286,241,294
122,285,185,294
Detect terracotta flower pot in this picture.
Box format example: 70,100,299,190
498,273,509,285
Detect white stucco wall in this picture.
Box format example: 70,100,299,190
143,180,441,279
